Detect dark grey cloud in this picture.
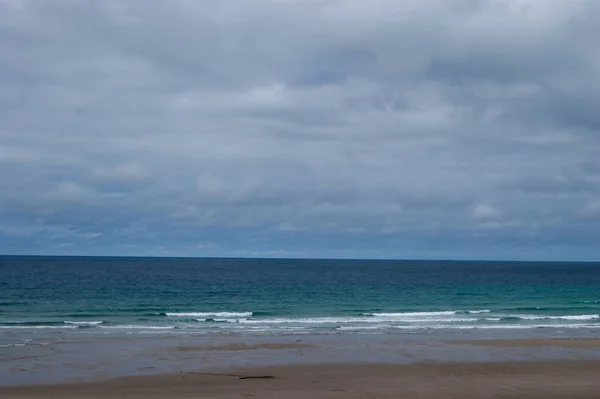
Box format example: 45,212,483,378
0,0,599,259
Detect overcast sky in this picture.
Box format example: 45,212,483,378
1,0,599,260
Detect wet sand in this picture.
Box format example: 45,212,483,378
2,359,600,398
3,338,600,397
446,337,600,348
168,342,314,352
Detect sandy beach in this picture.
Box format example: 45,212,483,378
3,338,600,398
446,337,600,348
1,359,599,398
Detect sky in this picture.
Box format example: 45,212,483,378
0,0,599,261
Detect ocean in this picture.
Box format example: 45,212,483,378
1,256,600,338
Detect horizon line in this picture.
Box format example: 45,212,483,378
0,253,598,264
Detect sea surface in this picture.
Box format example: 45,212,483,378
2,256,600,385
1,256,600,341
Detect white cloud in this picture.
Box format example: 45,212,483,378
90,162,148,182
0,0,599,259
48,181,96,203
472,204,501,222
581,201,600,219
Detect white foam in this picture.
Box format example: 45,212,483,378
369,311,456,317
201,322,600,332
213,318,247,323
239,317,476,325
0,326,78,329
553,315,599,320
369,310,490,317
64,321,103,325
389,323,600,330
408,318,474,323
337,325,387,331
194,318,248,323
0,339,32,348
518,314,599,321
165,312,252,318
239,317,370,324
99,325,174,330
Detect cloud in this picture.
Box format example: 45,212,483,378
580,201,600,220
47,181,96,203
472,204,501,222
0,0,599,260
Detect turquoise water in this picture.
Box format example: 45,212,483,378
1,256,600,336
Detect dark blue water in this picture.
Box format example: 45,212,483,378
1,256,600,336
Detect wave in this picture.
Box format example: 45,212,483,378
367,310,490,317
237,317,477,325
1,308,598,335
504,306,598,312
1,320,106,327
197,318,249,323
241,317,379,324
99,325,175,330
503,314,600,321
459,310,492,314
336,325,387,331
251,311,274,317
64,313,108,318
498,316,521,322
0,301,28,306
0,341,31,348
163,312,253,318
234,322,600,332
369,311,455,317
0,325,78,329
387,324,600,330
0,321,65,327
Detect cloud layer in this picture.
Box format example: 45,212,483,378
1,0,599,260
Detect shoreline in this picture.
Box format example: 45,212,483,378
3,335,600,386
2,359,600,398
445,337,600,348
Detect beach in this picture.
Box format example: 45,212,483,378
2,358,600,398
2,337,600,397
